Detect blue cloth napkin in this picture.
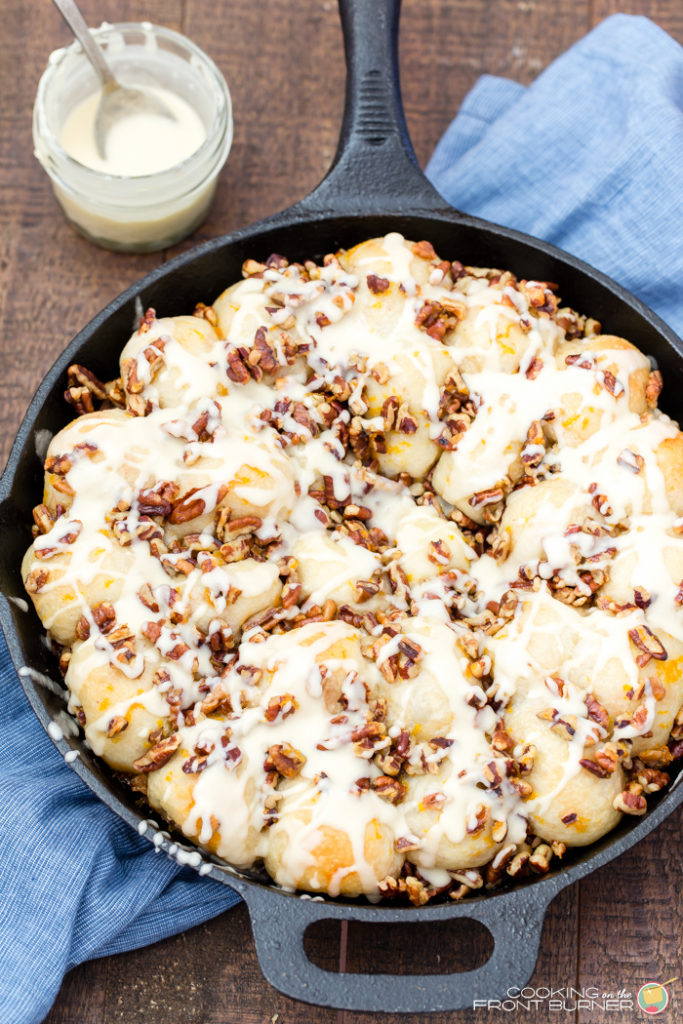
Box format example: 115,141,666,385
2,13,682,1024
426,14,683,340
0,633,242,1024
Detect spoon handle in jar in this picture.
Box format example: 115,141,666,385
51,0,117,88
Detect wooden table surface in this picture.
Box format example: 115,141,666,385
3,0,683,1021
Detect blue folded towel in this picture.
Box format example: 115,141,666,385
426,14,683,339
1,13,682,1024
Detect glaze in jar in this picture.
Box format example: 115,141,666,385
33,22,232,252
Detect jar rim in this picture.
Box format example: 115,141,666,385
34,21,232,185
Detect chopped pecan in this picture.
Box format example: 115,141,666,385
216,511,263,542
92,601,116,634
168,491,207,525
106,716,128,738
137,583,160,613
67,364,108,400
182,754,209,774
75,616,91,641
617,449,645,474
371,775,407,804
628,625,667,663
529,843,552,874
594,745,620,774
635,767,670,793
133,733,181,772
367,274,390,294
645,370,663,409
226,347,250,383
265,742,306,778
137,488,175,518
394,834,422,853
613,783,647,815
264,693,298,723
64,385,95,415
411,240,437,260
636,746,673,768
579,757,610,778
32,504,55,535
491,723,514,753
219,537,252,563
25,568,48,593
585,693,610,730
414,298,464,341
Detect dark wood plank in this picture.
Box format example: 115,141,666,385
577,807,683,1024
42,957,108,1024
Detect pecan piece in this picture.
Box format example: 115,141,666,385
264,693,298,723
25,568,48,593
367,274,390,294
216,511,262,542
628,625,667,663
265,742,306,778
617,449,645,474
645,370,663,409
585,693,610,730
92,601,116,634
371,775,407,804
106,716,128,738
411,240,437,260
67,363,108,400
75,616,91,641
226,347,250,383
133,733,181,773
579,757,610,778
613,783,647,815
635,767,670,793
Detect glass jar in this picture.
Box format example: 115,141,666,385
33,22,233,252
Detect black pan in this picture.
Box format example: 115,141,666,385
2,0,682,1013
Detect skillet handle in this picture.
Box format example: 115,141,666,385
237,880,558,1013
297,0,449,217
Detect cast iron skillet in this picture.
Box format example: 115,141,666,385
2,0,683,1013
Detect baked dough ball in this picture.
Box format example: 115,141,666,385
656,431,683,515
65,638,169,771
21,532,133,646
186,556,282,633
42,409,145,514
164,436,296,539
120,314,224,407
505,695,625,845
146,720,266,870
293,530,387,611
557,335,651,412
264,787,402,897
489,590,683,753
446,278,544,374
393,502,471,584
374,617,472,739
403,768,508,871
496,477,590,570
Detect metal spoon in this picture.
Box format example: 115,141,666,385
52,0,176,160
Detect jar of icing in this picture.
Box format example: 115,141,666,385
33,22,232,252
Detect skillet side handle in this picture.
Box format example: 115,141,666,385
240,882,558,1014
297,0,449,217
